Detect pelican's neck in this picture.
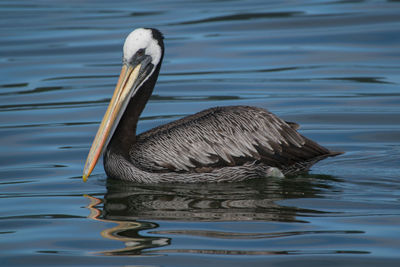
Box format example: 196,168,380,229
108,64,162,156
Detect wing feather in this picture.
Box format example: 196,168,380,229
130,106,330,172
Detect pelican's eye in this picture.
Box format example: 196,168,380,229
136,48,145,57
129,48,146,65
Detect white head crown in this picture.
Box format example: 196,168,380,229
123,28,162,66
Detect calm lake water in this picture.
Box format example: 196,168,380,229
1,0,400,266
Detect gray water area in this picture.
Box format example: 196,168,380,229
1,0,400,266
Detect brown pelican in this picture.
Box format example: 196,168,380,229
83,28,341,183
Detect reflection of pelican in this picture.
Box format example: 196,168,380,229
83,28,341,183
85,195,169,255
85,177,346,256
102,177,325,222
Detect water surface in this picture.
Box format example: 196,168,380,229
1,0,400,266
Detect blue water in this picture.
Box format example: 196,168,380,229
1,0,400,266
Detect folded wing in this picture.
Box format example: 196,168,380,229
131,106,332,173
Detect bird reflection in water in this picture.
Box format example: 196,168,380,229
86,175,339,256
86,194,169,256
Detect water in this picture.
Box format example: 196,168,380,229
1,0,400,266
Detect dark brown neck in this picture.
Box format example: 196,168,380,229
108,64,161,157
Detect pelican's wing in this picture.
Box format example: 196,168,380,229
131,106,331,172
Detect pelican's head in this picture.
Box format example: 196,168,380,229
83,28,164,181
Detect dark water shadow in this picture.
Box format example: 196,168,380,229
86,175,343,256
168,12,303,26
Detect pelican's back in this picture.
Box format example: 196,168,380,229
130,106,339,175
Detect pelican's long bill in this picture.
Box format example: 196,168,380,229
83,64,141,181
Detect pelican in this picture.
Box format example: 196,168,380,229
83,28,341,183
